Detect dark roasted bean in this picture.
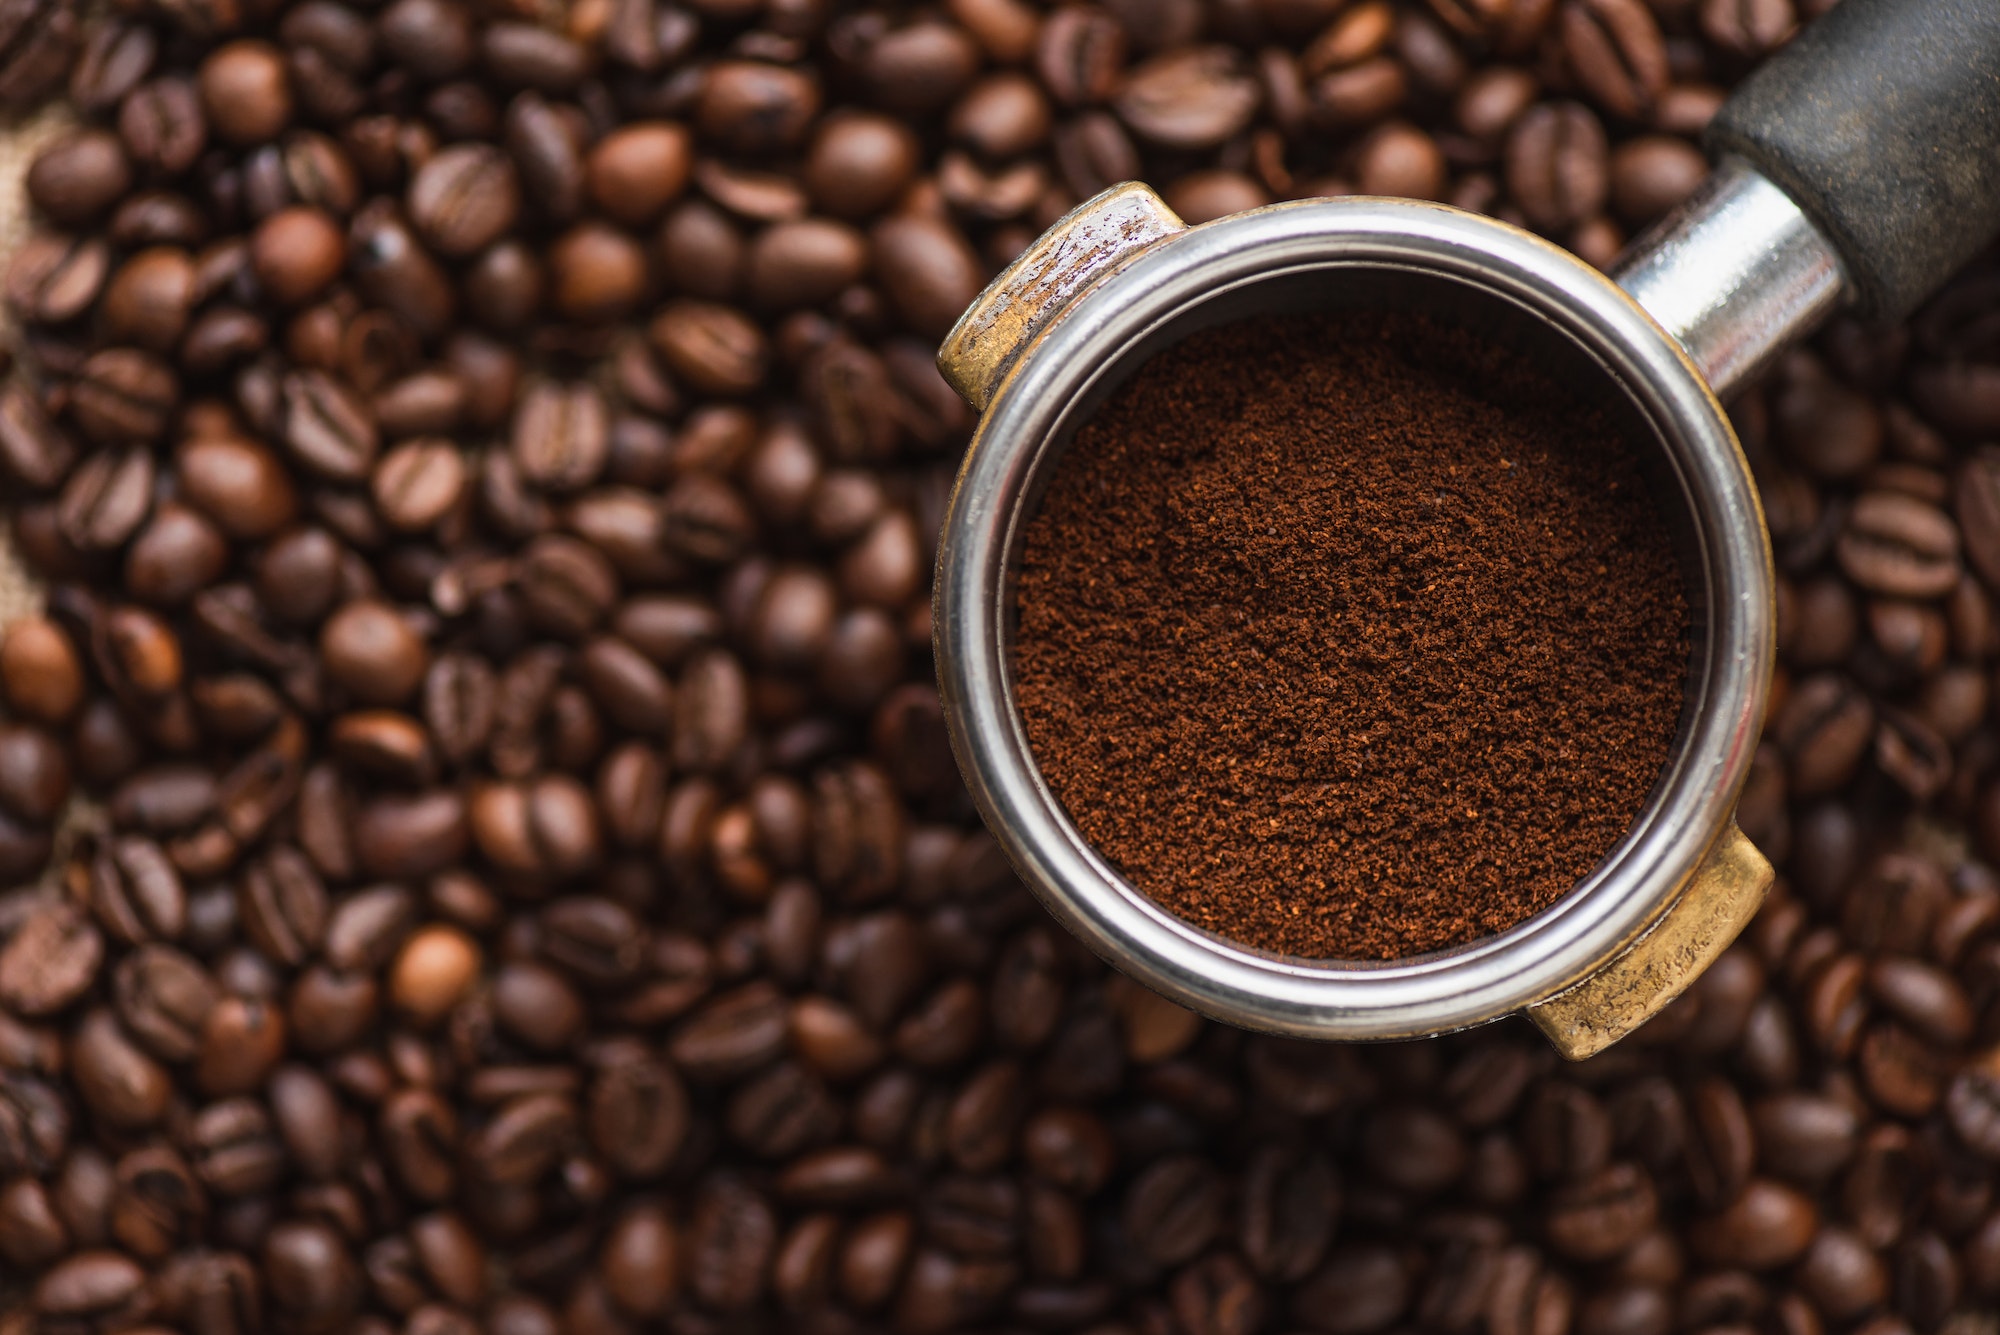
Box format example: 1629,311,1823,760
1116,46,1261,149
28,130,131,225
0,382,80,491
1560,0,1666,119
0,900,103,1017
1241,1141,1338,1280
1506,101,1607,230
72,350,177,447
511,379,607,493
408,143,520,257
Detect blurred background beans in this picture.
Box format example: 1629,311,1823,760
0,0,1993,1332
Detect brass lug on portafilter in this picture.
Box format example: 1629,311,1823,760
936,182,1186,412
1527,823,1773,1060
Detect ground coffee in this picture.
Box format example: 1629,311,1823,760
1014,311,1692,959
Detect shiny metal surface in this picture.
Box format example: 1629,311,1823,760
1613,159,1850,399
934,197,1775,1042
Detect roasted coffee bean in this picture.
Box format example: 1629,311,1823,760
409,143,521,257
87,834,185,943
0,1173,69,1268
322,599,429,704
548,222,649,322
1700,0,1796,57
1116,46,1262,149
1454,65,1537,142
0,617,82,728
650,300,768,397
1506,101,1608,230
858,21,981,114
73,1007,172,1128
502,91,583,222
1308,54,1407,128
370,438,466,533
71,350,177,446
588,1039,689,1178
282,369,380,481
58,446,153,552
482,21,587,91
1353,122,1447,200
118,77,207,178
348,201,457,339
1684,1076,1754,1206
950,73,1051,159
375,370,467,439
33,1249,147,1323
1289,1245,1409,1332
541,895,646,983
125,502,229,605
1691,1178,1818,1268
390,923,484,1031
250,207,347,306
199,41,292,144
728,1062,840,1159
176,436,297,540
806,113,919,218
1609,135,1707,224
1753,1091,1858,1182
27,129,131,225
1560,0,1666,119
0,900,102,1017
111,943,216,1062
1541,1161,1654,1264
0,0,80,110
677,1175,775,1310
423,651,495,766
511,379,607,493
101,247,196,352
1038,5,1127,106
353,790,469,880
671,981,789,1080
584,121,691,226
378,0,474,78
872,215,985,341
518,535,619,637
746,219,870,310
1774,673,1875,796
0,383,78,491
1838,491,1963,598
0,722,70,823
698,60,820,153
182,306,269,384
1240,1141,1338,1280
1122,1154,1224,1266
263,1218,361,1330
188,1097,285,1195
6,233,110,329
196,993,287,1095
472,771,596,887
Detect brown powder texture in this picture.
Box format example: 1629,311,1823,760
1012,311,1691,960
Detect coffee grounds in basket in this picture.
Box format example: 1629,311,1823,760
1012,311,1691,959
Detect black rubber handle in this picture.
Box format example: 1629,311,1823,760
1706,0,2000,322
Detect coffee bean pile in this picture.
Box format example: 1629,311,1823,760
4,0,2000,1333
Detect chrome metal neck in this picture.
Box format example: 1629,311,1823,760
1612,158,1850,399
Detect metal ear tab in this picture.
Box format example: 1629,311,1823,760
936,182,1185,413
1527,823,1772,1059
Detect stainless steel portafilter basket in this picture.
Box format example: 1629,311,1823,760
931,0,2000,1058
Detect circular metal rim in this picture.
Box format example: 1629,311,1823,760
933,197,1774,1040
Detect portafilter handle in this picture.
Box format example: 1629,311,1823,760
1615,0,2000,398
